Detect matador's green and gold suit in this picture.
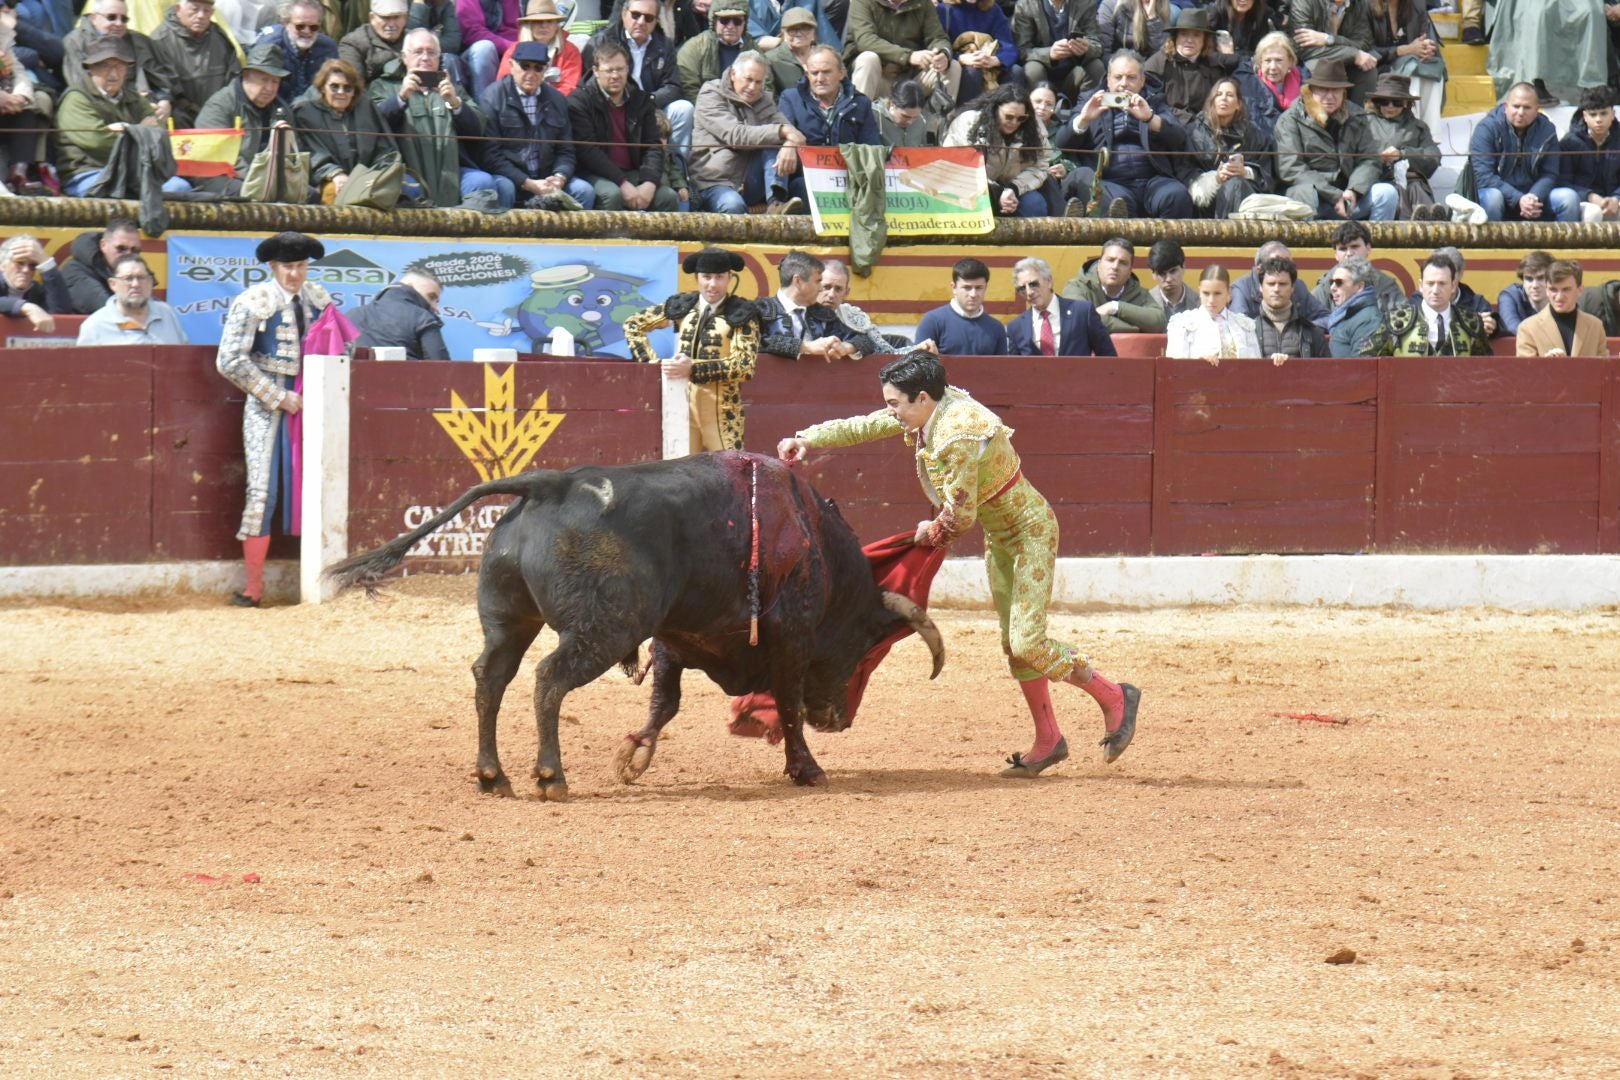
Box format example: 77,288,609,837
799,386,1086,683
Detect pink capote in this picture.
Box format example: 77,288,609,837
287,303,361,534
727,532,948,742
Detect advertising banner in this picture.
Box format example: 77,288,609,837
166,235,678,359
801,146,994,237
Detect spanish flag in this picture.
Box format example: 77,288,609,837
169,127,242,179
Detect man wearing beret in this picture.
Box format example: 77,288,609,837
624,246,764,451
214,232,331,607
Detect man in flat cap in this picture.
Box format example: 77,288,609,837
214,232,331,607
625,247,764,451
59,37,194,197
195,43,308,200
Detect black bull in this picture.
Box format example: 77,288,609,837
324,451,944,799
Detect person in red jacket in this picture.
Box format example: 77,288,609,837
494,0,583,93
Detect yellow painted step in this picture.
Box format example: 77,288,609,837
1442,41,1487,77
1445,74,1498,117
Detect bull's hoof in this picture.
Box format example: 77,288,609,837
790,769,829,788
476,767,515,798
538,780,570,802
612,734,656,784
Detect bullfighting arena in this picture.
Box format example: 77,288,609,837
2,578,1617,1078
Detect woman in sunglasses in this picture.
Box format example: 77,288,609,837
292,58,403,203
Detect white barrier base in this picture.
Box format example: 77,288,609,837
1,555,1617,611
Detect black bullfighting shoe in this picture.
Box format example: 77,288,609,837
1000,736,1069,778
228,591,261,608
1099,683,1140,764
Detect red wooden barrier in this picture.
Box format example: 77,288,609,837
2,315,86,348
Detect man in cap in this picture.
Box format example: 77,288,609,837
62,0,172,120
676,1,760,99
195,42,308,200
147,0,241,127
340,0,411,85
76,253,189,346
376,28,500,207
764,6,820,93
1273,58,1394,219
625,246,764,451
1362,73,1442,220
478,38,596,208
214,232,331,608
59,37,194,197
496,0,581,95
582,0,693,158
255,0,341,103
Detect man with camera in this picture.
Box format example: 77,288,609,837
1054,49,1194,219
842,0,958,103
375,28,500,207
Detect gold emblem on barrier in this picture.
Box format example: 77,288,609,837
434,364,565,481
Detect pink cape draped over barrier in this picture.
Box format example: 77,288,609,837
728,532,948,742
287,303,361,534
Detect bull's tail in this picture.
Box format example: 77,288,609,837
322,473,551,595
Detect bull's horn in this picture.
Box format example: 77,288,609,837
881,592,945,680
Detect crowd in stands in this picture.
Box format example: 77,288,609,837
2,0,1620,220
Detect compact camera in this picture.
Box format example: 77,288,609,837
1100,91,1132,109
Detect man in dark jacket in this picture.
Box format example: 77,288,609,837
1578,277,1620,336
62,0,172,118
567,40,680,209
61,217,143,315
1230,241,1329,325
1012,0,1102,102
1325,256,1385,357
0,235,74,332
194,43,304,200
1468,82,1579,222
775,46,878,206
1054,50,1194,218
582,0,692,155
256,0,341,103
1561,86,1620,223
350,272,449,360
1253,255,1328,361
755,249,885,359
478,40,595,208
1007,255,1115,356
146,0,241,126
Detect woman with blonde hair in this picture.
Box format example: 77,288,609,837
1247,29,1299,135
1167,265,1261,361
1098,0,1170,58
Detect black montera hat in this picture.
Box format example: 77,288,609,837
682,247,745,274
256,231,325,263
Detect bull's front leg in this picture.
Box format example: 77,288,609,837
614,641,682,784
471,621,540,798
775,682,827,788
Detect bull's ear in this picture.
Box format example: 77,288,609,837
881,592,944,680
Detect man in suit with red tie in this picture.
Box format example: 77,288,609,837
1005,256,1117,357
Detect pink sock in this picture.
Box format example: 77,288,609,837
1018,678,1064,754
1073,668,1125,732
243,535,271,600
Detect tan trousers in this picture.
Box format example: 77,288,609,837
1459,0,1483,27
850,52,962,103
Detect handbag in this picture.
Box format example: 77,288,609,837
240,122,311,203
333,150,406,210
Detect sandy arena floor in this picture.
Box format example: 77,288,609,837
1,577,1617,1078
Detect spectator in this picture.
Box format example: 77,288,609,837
818,257,897,349
294,58,402,202
1498,250,1553,336
1288,0,1377,102
1230,240,1328,323
1012,0,1103,103
568,40,682,208
258,0,341,103
478,39,595,208
1306,221,1403,312
842,0,957,103
689,50,800,213
1426,245,1498,335
61,216,143,315
1031,83,1082,189
914,256,1008,354
494,0,582,94
76,254,188,345
59,39,194,197
0,12,49,193
616,0,704,47
1325,255,1382,357
937,0,1017,104
62,0,170,118
1516,259,1609,357
1006,255,1115,356
0,235,72,332
777,45,879,205
1273,58,1393,219
943,83,1054,218
409,0,464,64
763,7,820,93
1253,254,1327,361
1098,0,1170,58
376,28,499,206
1578,273,1620,336
1055,50,1194,219
1212,0,1288,62
1246,29,1298,137
1469,82,1580,223
458,0,520,94
1365,253,1492,356
1458,0,1483,46
1562,86,1620,224
756,249,881,359
876,77,945,147
653,106,692,208
1167,264,1261,361
196,44,307,199
1147,237,1196,318
1060,237,1167,333
1183,76,1274,217
748,0,841,52
1144,8,1224,124
677,2,759,99
582,0,692,159
341,0,410,84
9,2,67,97
1362,73,1441,219
349,270,449,358
147,0,242,127
1366,0,1442,134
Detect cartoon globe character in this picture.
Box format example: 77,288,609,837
515,264,657,357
